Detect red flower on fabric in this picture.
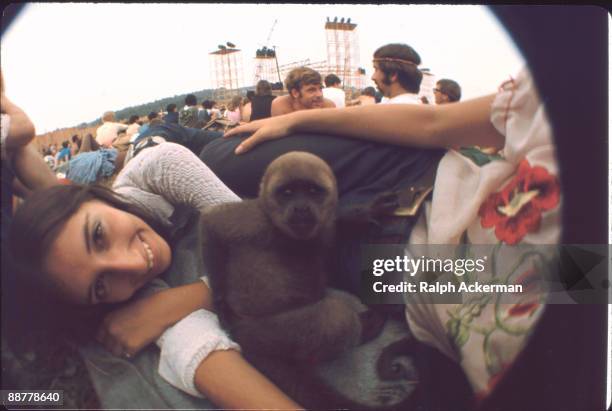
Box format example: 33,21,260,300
478,160,560,244
508,268,541,317
474,362,511,404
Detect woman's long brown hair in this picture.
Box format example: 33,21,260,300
5,184,169,352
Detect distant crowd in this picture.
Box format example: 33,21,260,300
38,43,462,184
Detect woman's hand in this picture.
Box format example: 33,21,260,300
96,293,170,358
1,93,36,150
223,114,297,154
96,280,214,358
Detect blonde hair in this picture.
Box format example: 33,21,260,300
102,111,115,122
284,67,322,93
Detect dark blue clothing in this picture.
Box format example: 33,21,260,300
135,122,222,156
138,124,150,136
163,111,179,125
200,132,444,211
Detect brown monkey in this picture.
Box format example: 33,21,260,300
202,151,384,366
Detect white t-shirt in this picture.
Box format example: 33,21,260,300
323,87,346,108
380,93,421,105
1,113,10,160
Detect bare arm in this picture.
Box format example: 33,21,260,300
101,282,303,408
194,349,303,410
98,281,213,357
226,94,504,154
10,145,58,190
1,94,58,190
1,94,35,150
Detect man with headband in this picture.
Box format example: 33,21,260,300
371,43,424,105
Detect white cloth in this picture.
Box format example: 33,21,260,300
380,93,421,105
404,68,560,398
323,87,346,108
1,113,10,160
156,309,240,397
112,142,241,396
126,123,141,137
96,121,128,147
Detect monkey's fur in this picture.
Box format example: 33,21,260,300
201,151,386,406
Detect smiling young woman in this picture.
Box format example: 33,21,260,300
6,144,302,410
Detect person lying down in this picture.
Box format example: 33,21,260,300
6,66,559,409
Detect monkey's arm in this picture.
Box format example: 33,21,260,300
200,215,232,327
336,191,400,237
194,349,303,410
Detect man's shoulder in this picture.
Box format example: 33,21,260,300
322,98,337,108
271,95,289,104
270,95,292,116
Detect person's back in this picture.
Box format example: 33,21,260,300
250,95,276,121
56,142,71,164
179,106,201,128
96,111,128,147
96,121,128,147
322,87,345,108
197,108,210,125
179,94,203,128
164,111,179,125
322,74,346,108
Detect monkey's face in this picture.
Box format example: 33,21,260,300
261,152,338,241
267,177,336,240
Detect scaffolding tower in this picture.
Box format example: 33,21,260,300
209,47,244,101
253,47,279,85
325,17,360,89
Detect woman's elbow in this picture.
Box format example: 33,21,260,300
9,115,36,148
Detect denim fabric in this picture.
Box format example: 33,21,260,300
136,123,222,157
80,344,215,409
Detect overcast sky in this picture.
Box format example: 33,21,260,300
1,3,524,133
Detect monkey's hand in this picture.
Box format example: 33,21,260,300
223,113,296,154
337,191,400,235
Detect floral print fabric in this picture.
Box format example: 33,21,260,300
404,67,561,400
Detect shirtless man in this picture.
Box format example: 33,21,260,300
271,67,335,116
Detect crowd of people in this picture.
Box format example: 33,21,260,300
2,40,566,411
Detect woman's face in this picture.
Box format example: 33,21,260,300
44,200,172,305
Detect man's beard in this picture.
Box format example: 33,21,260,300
375,74,393,97
299,93,323,108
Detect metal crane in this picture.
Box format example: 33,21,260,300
265,19,278,46
262,19,281,85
